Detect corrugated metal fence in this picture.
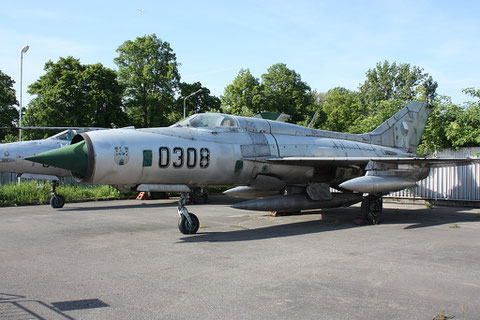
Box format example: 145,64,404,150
0,172,17,184
0,172,79,185
388,147,480,202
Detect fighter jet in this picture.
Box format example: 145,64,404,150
0,128,103,208
25,101,479,234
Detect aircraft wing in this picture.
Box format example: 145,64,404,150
246,157,480,168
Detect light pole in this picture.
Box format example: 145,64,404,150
182,89,202,119
19,45,29,141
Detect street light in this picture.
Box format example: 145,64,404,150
182,89,202,119
19,45,29,141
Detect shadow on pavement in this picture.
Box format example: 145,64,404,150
179,205,480,243
0,292,110,320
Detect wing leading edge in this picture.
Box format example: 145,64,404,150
246,157,480,168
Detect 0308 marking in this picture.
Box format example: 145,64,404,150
159,147,210,169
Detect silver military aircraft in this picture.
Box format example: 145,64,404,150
0,128,103,208
25,101,479,234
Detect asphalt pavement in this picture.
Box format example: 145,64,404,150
1,195,479,320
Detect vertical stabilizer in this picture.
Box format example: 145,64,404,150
366,101,431,153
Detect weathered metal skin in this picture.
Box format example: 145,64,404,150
28,103,430,190
70,117,414,187
0,131,75,177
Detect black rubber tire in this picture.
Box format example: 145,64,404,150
361,195,382,225
50,195,65,209
178,213,200,234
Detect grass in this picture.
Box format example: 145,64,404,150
0,181,132,207
432,311,454,320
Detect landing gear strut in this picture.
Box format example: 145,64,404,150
361,195,383,224
189,187,208,204
177,193,200,234
50,180,65,209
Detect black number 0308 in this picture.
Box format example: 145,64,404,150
158,147,210,169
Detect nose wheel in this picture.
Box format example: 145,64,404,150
50,180,65,208
177,193,200,234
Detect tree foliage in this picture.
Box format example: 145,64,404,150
354,60,438,132
417,89,480,154
0,70,19,140
172,82,221,123
359,60,437,106
444,88,480,148
24,57,126,139
318,87,362,132
261,63,314,123
222,64,315,123
221,69,263,116
115,34,180,127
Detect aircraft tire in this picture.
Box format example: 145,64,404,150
178,213,200,234
361,195,382,225
50,195,65,209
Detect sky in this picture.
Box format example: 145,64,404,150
1,0,479,107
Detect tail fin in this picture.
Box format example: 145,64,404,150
367,101,431,154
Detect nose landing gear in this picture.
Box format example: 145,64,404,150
50,180,65,209
177,193,200,234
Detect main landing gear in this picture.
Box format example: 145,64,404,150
50,180,65,209
177,193,200,234
361,194,383,225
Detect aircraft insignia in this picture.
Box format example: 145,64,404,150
401,121,409,136
114,146,129,166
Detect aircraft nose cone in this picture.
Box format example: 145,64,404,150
25,141,89,175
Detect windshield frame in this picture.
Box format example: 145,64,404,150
171,113,239,130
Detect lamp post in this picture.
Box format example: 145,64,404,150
182,89,202,119
19,45,29,141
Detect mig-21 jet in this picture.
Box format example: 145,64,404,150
0,128,104,208
26,101,479,234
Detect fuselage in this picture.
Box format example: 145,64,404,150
0,138,71,176
70,113,412,187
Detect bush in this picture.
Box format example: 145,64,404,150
0,181,129,207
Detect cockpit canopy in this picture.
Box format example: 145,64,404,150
172,113,239,129
49,129,77,141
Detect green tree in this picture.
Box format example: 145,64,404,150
114,34,180,127
319,87,363,132
0,70,19,140
24,57,127,138
171,82,221,123
220,69,263,116
300,90,327,129
359,60,437,106
350,99,404,133
261,63,314,123
416,96,461,155
354,60,438,132
444,88,480,148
